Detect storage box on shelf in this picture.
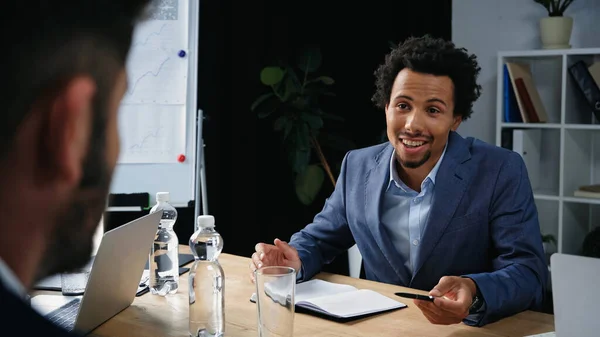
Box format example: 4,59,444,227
495,48,600,259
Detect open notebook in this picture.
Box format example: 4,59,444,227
252,279,406,322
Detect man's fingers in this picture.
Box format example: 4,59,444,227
248,262,257,283
254,243,271,255
274,238,297,259
414,299,463,325
430,276,457,297
251,252,264,269
433,297,469,317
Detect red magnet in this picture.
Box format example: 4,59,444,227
178,154,186,162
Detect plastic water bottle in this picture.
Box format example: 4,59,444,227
189,215,225,337
149,191,179,296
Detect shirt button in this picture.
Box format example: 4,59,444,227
412,239,419,246
413,198,420,203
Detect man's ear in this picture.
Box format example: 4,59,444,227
44,76,96,185
451,115,462,131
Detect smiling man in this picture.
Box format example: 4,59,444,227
250,35,548,327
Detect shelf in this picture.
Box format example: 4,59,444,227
534,194,560,201
500,123,600,130
563,196,600,205
561,202,600,255
500,123,561,129
499,47,600,58
563,124,600,130
562,129,600,199
496,48,600,259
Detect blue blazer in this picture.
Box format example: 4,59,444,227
289,131,548,326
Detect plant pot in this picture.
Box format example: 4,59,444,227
539,16,573,49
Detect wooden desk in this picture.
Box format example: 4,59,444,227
53,246,555,337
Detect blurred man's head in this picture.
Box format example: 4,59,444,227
0,1,151,287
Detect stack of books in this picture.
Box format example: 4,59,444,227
574,184,600,199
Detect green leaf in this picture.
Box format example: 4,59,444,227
297,48,322,73
301,113,324,130
295,122,310,150
290,148,310,174
260,66,284,86
283,122,293,140
251,93,281,118
274,115,288,131
294,164,325,205
282,73,301,102
291,96,309,111
251,93,274,111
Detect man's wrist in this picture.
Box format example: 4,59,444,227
463,277,477,297
463,277,484,315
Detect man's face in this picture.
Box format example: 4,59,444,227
385,68,461,170
39,70,125,279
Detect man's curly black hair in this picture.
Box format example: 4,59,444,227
371,35,482,121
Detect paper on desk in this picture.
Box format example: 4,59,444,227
117,104,186,164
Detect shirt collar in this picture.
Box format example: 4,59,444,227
0,256,28,301
389,142,448,190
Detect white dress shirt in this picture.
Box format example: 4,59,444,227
0,256,28,302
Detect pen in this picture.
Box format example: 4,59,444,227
394,292,435,302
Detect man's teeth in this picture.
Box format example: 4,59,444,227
402,139,425,147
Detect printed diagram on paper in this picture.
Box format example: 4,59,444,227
117,105,186,164
117,0,189,164
122,0,188,104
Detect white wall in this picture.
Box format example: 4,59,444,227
452,0,600,144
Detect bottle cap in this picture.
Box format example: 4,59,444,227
197,215,215,228
156,192,170,202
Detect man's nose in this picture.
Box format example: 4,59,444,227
404,111,425,134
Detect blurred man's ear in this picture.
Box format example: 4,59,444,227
44,76,97,186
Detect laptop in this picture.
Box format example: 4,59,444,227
31,211,162,334
550,253,600,337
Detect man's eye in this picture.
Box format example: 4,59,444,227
397,103,409,110
428,108,440,113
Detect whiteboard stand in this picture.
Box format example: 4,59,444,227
194,108,208,231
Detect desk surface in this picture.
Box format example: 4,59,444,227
52,246,556,337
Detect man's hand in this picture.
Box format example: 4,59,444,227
249,238,302,283
413,276,477,325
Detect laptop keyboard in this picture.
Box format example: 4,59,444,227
45,297,81,332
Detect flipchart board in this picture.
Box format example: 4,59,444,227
109,0,200,208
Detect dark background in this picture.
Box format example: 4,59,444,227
106,0,452,277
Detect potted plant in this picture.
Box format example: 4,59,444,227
251,47,355,205
534,0,575,49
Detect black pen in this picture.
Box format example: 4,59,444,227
394,292,435,302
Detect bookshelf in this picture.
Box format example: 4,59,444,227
495,47,600,259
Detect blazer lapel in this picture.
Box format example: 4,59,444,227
364,143,411,285
412,132,472,278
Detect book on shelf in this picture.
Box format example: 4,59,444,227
505,62,549,123
512,129,541,191
568,60,600,124
503,64,523,123
251,279,406,322
574,184,600,199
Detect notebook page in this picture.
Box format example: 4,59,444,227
297,289,406,318
294,279,357,304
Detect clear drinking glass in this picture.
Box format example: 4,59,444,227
61,269,90,295
255,266,296,337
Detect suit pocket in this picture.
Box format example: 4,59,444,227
443,212,486,234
